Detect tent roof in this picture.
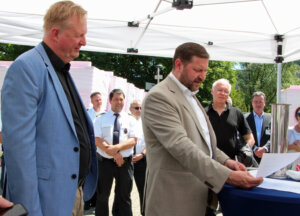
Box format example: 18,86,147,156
1,0,300,63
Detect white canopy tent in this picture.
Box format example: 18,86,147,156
1,0,300,101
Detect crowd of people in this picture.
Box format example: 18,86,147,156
0,1,299,216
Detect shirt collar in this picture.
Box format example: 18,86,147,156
108,109,125,117
42,41,70,73
253,111,264,118
208,102,230,112
169,73,198,96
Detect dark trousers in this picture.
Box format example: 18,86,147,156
205,207,217,216
95,155,133,216
133,158,146,216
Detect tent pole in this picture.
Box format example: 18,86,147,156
274,34,284,104
276,63,282,103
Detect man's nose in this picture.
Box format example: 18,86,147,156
80,36,86,46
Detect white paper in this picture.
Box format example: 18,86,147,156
259,177,300,194
255,153,300,178
249,169,300,194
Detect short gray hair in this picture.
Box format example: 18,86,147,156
252,91,266,101
212,78,231,93
130,100,142,107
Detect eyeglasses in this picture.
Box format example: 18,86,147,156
297,112,300,117
134,106,142,110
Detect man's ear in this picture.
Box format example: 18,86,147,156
50,27,60,43
174,58,183,71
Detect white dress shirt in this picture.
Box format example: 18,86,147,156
87,107,101,124
169,73,212,157
94,110,137,158
134,118,146,154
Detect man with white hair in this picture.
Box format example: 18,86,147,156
205,78,255,215
206,78,255,160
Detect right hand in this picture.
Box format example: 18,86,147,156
254,147,266,158
113,153,124,167
226,171,263,189
293,140,300,146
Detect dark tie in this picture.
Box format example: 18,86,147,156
113,113,120,145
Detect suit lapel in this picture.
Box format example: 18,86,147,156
261,114,269,140
249,113,258,143
35,43,78,138
165,76,208,146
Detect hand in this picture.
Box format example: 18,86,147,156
254,147,266,158
0,196,13,209
132,154,143,163
225,159,247,171
114,153,124,167
226,171,263,189
288,143,300,152
293,140,300,146
105,145,119,156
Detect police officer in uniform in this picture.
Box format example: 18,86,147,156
87,92,103,124
94,89,137,216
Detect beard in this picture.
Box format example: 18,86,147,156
178,71,203,92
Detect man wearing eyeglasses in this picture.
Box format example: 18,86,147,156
205,78,256,216
206,79,255,161
130,100,146,216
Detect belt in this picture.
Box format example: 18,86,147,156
101,155,132,161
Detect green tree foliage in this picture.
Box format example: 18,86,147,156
2,43,299,112
78,51,172,90
237,62,300,112
0,43,245,108
0,43,32,60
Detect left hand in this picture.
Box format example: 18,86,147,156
105,145,119,156
132,154,144,163
225,159,247,171
254,147,266,158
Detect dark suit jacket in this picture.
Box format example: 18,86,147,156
246,112,271,163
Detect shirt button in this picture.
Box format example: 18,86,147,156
74,147,79,152
71,174,77,179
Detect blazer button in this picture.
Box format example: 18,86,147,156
74,147,79,152
71,174,77,179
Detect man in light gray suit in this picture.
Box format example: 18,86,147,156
141,42,263,216
1,1,97,215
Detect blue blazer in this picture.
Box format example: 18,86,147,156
1,43,98,216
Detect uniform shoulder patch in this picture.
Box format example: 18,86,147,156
96,112,106,117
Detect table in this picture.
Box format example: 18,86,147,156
218,184,300,216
